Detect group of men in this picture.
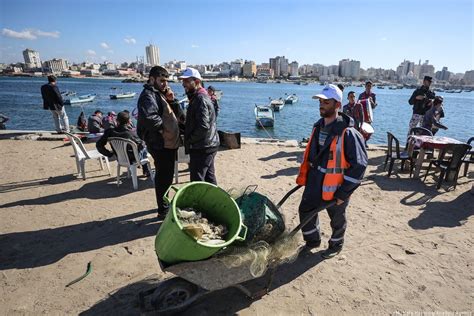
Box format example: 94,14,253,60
136,66,219,217
40,71,368,259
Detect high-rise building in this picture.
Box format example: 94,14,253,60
289,61,299,77
242,60,257,77
435,66,451,81
22,48,42,69
338,59,360,79
463,70,474,84
419,60,435,79
43,58,69,73
145,44,160,66
269,56,289,77
396,59,415,78
230,59,244,76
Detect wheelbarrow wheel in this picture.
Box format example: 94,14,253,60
151,277,200,314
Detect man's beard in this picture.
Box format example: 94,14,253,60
185,86,197,98
320,107,336,118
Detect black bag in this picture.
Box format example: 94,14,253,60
77,111,87,131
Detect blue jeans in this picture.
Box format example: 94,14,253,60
50,108,69,132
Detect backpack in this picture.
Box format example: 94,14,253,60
77,111,88,131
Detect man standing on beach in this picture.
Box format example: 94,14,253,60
180,68,219,184
407,76,435,135
297,84,367,259
137,66,185,217
207,85,220,118
40,75,70,133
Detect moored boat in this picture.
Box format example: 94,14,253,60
284,94,298,104
255,105,275,128
64,94,96,105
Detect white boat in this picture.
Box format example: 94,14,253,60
255,105,275,128
61,90,76,97
269,98,284,112
110,92,136,99
284,94,298,104
64,94,96,105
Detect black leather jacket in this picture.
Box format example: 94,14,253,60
137,84,185,152
184,88,220,152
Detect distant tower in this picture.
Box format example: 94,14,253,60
23,48,42,69
145,44,160,66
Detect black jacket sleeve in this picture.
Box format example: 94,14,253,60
53,85,64,107
188,95,211,144
138,92,163,133
334,128,368,201
408,89,418,105
96,129,114,157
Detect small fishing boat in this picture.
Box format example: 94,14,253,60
269,98,284,112
110,92,136,99
255,105,275,128
284,94,298,104
64,94,96,105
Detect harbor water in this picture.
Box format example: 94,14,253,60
0,77,473,144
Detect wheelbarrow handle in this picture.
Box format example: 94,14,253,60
276,185,302,209
288,200,337,238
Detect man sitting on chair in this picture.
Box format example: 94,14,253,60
96,111,150,177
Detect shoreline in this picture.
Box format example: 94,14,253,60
0,129,388,148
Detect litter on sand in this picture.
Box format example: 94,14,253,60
177,207,228,245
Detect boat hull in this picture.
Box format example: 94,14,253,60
256,118,274,128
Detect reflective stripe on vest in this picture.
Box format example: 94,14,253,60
321,129,350,201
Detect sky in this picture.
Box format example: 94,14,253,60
0,0,473,73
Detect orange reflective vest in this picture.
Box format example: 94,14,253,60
296,128,350,201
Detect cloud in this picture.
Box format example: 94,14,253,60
191,44,199,48
1,28,60,40
33,30,60,38
380,37,388,41
124,36,136,44
100,42,110,49
86,49,96,56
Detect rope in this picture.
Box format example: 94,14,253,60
257,117,274,139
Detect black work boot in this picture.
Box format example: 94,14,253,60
321,244,343,259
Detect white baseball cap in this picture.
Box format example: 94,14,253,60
312,84,343,103
178,67,202,80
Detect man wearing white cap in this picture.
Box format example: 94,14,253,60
179,68,219,184
296,84,367,259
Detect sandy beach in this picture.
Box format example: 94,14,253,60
0,137,472,315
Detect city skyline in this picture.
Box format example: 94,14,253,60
1,0,473,73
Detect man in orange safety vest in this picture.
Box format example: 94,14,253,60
297,84,368,259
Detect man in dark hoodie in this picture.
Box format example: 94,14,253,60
179,68,219,184
137,66,185,217
296,84,367,259
96,111,150,176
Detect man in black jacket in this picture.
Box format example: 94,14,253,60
40,75,70,133
179,68,220,184
407,75,436,136
88,110,104,133
137,66,185,217
96,111,150,176
297,84,367,259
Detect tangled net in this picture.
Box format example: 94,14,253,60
219,233,300,277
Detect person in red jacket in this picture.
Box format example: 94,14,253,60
297,84,368,259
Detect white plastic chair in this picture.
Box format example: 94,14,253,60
109,137,153,190
64,132,111,180
174,146,190,183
